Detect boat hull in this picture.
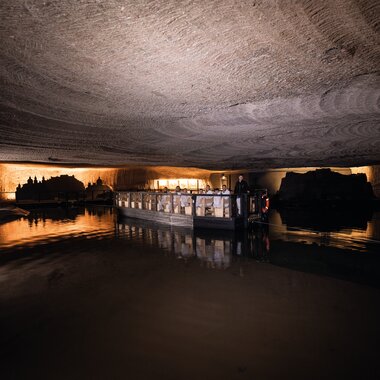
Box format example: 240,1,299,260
117,206,242,230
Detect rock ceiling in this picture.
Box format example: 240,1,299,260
0,0,379,170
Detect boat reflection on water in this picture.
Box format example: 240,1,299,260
117,219,230,269
116,210,380,286
0,205,379,286
116,217,271,270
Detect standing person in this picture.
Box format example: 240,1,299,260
234,174,249,216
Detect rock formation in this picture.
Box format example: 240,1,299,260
277,169,374,202
16,174,85,201
0,1,379,169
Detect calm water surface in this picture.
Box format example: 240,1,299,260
1,206,379,285
1,206,380,379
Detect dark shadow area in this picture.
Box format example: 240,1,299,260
276,205,374,232
16,175,84,202
268,238,380,288
15,176,113,205
276,168,374,203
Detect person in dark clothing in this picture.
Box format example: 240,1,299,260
234,175,249,195
234,174,249,216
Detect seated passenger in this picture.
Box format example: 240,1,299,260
180,188,190,208
221,184,230,195
173,186,181,213
213,188,222,208
204,184,213,207
195,189,205,215
203,185,214,215
196,189,205,207
221,185,231,216
158,187,169,211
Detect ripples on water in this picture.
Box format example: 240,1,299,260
0,206,379,285
0,207,115,249
270,207,380,252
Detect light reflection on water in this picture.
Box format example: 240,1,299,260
1,207,379,253
269,209,380,252
116,220,239,270
0,207,115,249
0,206,380,285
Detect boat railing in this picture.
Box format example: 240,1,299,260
115,191,242,219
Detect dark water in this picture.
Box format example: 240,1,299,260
1,206,380,379
1,206,379,286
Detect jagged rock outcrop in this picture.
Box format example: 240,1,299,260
16,175,85,201
277,169,374,202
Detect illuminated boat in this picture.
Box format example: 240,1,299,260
115,191,269,230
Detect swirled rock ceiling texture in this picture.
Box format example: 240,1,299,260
0,0,379,169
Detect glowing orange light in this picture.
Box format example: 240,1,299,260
0,207,114,249
152,178,207,190
0,163,117,200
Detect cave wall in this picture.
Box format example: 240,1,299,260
371,165,380,198
1,164,379,199
351,165,380,198
0,164,212,197
278,169,374,202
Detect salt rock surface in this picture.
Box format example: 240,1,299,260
0,1,379,169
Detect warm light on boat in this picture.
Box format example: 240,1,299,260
151,178,207,190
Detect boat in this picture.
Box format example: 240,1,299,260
0,206,30,224
115,190,269,230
